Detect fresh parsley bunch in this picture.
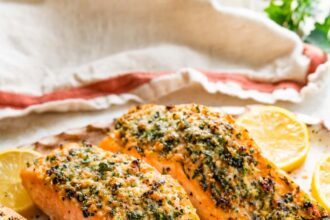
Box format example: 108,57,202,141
265,0,330,53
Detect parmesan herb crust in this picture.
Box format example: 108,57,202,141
31,144,198,219
112,104,329,219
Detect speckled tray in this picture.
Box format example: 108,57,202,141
17,108,330,219
24,123,112,155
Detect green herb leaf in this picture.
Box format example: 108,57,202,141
305,16,330,53
265,0,314,33
98,162,112,172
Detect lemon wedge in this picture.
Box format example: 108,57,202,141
0,149,41,214
236,106,310,172
312,154,330,212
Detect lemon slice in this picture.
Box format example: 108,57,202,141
0,149,41,214
312,154,330,212
236,106,310,172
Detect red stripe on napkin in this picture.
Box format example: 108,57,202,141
204,73,302,93
303,44,327,76
0,72,166,109
0,44,327,109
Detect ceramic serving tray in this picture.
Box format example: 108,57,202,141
15,108,329,219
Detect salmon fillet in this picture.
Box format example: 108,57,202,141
99,104,329,219
21,143,199,220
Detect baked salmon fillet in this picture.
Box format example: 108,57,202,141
99,104,329,219
21,143,199,220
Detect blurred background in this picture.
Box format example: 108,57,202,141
0,0,329,147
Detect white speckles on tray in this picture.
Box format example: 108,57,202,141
290,124,330,193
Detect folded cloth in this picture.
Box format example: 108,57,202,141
0,0,327,119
